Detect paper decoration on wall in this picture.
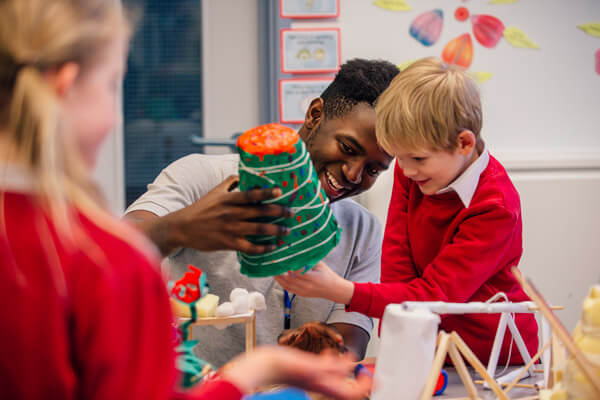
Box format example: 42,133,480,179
442,33,474,69
503,26,540,49
468,71,493,84
397,60,416,71
488,0,519,4
373,0,411,12
237,123,341,278
578,23,600,38
595,49,600,75
471,14,505,48
409,9,443,46
455,7,469,22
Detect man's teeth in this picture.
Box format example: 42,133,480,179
326,171,344,191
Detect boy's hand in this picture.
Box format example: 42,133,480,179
274,261,355,305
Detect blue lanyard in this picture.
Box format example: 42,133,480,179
283,290,296,330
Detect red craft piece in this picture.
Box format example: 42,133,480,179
471,14,505,48
172,265,203,303
455,7,469,22
442,33,474,70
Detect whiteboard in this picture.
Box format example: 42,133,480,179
291,0,600,162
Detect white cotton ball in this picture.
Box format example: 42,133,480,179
232,294,250,314
230,288,249,303
216,302,234,318
248,292,267,311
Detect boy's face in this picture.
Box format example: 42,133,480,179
303,103,393,202
394,144,474,195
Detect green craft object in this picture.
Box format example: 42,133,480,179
237,123,341,277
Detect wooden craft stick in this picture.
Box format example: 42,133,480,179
528,305,564,311
420,332,450,400
448,341,478,399
474,380,536,389
504,340,551,394
512,267,600,398
450,332,509,400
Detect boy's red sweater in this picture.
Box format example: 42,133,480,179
349,156,539,364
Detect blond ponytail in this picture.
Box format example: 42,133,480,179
1,0,158,274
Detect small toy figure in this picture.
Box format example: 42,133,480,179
171,264,208,303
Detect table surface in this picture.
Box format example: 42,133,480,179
439,367,540,399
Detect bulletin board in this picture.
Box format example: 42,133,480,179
291,0,600,163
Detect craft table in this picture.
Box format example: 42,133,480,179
440,367,539,399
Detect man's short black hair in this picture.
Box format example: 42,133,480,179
320,58,399,120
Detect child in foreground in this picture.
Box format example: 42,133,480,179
276,57,539,364
0,1,370,399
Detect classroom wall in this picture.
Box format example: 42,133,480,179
95,0,599,357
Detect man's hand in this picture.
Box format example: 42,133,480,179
125,175,293,256
274,261,355,305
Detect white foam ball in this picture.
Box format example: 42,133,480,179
232,294,250,314
248,292,266,311
216,302,234,318
230,288,249,303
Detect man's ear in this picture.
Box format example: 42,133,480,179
45,62,80,99
456,130,476,156
300,97,324,141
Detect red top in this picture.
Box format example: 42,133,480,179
348,156,539,364
0,191,244,400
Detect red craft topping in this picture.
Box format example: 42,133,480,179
237,123,299,160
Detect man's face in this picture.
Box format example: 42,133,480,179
304,103,393,202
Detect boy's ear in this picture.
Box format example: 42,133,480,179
300,97,324,141
45,62,80,99
457,130,476,155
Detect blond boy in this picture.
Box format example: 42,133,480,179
275,57,539,364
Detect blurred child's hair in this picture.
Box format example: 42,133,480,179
320,59,399,120
0,0,153,279
375,57,482,154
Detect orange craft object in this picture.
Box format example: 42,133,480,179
237,123,299,160
442,33,474,70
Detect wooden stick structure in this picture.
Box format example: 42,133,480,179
512,267,600,398
503,340,551,395
178,310,257,351
420,330,510,400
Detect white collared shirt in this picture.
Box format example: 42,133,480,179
436,146,489,208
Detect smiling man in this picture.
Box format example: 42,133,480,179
124,59,398,367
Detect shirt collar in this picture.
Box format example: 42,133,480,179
436,145,489,208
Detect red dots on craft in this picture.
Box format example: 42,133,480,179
277,238,285,246
301,230,307,236
455,7,469,22
282,181,288,187
297,216,302,223
299,195,303,200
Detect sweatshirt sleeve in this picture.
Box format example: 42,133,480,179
349,201,521,319
380,163,419,284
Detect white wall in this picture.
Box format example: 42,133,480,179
95,0,599,357
201,0,261,146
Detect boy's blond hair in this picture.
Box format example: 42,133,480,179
375,57,482,154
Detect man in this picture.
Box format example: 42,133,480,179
125,59,399,366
